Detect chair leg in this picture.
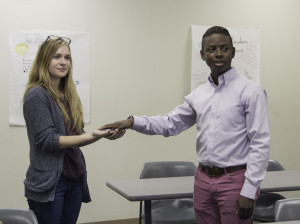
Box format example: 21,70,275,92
139,201,142,224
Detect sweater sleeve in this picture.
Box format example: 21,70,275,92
23,87,61,153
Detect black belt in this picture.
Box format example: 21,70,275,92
198,163,247,178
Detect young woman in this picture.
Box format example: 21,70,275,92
23,35,122,224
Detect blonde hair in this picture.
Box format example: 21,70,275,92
24,37,84,134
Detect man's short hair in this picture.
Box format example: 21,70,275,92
202,26,233,49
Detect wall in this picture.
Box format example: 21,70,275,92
0,0,299,223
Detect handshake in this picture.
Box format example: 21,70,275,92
92,116,134,140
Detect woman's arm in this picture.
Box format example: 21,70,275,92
59,129,113,149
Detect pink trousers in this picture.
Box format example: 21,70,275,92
193,167,259,224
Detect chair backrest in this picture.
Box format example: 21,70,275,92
0,209,38,224
267,160,285,171
275,198,300,221
140,161,197,179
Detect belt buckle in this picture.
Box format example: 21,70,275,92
204,165,215,178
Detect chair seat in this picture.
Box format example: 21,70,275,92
275,198,300,221
253,193,286,222
0,209,38,224
151,199,197,224
253,160,286,222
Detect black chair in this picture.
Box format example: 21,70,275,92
275,198,300,221
139,161,197,224
0,209,38,224
253,160,286,222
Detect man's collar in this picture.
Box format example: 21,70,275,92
208,67,238,84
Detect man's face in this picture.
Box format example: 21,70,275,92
200,33,235,77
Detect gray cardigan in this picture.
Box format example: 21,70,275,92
23,86,91,203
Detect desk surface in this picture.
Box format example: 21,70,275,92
106,170,300,201
260,170,300,193
107,176,193,201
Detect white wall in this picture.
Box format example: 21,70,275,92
0,0,300,223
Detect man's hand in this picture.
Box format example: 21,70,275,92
236,195,255,219
98,118,134,140
100,118,134,131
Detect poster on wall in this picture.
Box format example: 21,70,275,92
9,31,90,126
191,25,260,90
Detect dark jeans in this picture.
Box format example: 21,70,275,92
28,175,83,224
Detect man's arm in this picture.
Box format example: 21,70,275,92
237,86,270,219
100,99,197,139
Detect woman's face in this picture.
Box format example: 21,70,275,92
48,45,71,83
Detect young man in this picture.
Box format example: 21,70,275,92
103,26,270,224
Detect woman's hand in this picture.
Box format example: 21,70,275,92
92,129,114,137
94,128,126,140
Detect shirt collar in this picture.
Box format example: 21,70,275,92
208,67,238,85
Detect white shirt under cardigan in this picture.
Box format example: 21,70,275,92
131,68,270,200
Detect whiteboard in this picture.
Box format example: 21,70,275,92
9,31,90,125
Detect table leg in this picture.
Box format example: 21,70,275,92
144,200,152,224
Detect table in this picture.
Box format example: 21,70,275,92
106,170,300,224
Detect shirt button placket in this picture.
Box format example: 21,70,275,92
207,88,219,163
